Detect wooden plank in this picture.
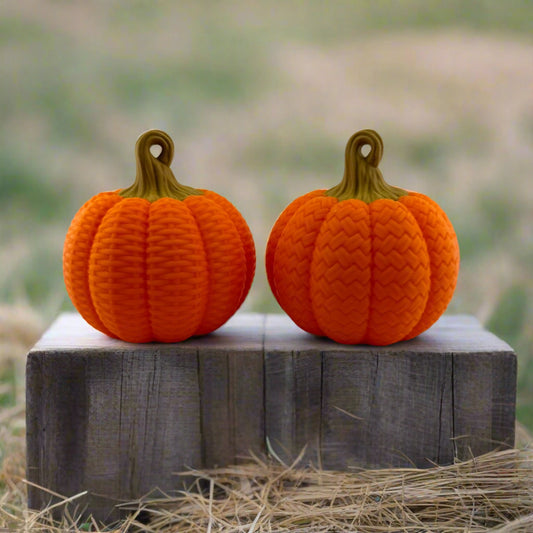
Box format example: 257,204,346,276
229,347,265,462
199,314,265,467
265,348,322,466
452,351,517,459
26,311,517,523
117,349,201,496
27,346,203,522
26,312,265,522
321,350,454,468
199,351,233,467
26,351,89,512
263,313,516,469
320,351,376,469
84,352,122,518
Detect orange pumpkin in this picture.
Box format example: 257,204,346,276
266,129,459,345
63,129,255,342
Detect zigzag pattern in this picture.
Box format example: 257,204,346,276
89,198,153,342
273,195,337,336
63,191,122,338
184,195,247,336
146,198,209,342
65,190,253,342
399,193,460,340
309,199,371,344
266,190,326,301
203,190,256,308
365,200,430,345
267,191,458,345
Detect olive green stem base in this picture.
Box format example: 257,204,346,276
119,129,202,202
326,129,407,203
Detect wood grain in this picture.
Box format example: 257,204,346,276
26,312,517,522
320,350,454,468
263,313,516,469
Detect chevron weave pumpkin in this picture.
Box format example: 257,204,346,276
266,129,459,345
63,129,255,343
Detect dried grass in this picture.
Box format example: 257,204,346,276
120,447,533,533
1,442,532,532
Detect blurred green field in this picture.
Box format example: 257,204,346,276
0,1,532,428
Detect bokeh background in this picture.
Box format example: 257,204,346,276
1,1,532,424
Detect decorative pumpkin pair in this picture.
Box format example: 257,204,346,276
64,128,459,345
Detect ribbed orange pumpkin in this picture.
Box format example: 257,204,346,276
63,129,255,343
266,129,459,345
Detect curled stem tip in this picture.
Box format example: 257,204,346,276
119,129,202,202
326,129,407,203
345,129,383,168
136,129,174,167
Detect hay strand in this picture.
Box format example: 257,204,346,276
107,446,533,532
2,444,533,531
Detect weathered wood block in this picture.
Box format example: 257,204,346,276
264,314,516,470
26,312,265,522
26,312,516,523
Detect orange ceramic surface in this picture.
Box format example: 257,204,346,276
63,130,255,343
266,129,459,345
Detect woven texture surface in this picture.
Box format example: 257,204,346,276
63,190,255,342
266,190,459,345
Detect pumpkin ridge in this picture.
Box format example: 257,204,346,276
187,200,211,337
184,196,246,335
365,200,429,345
64,192,122,338
89,198,152,342
147,198,208,341
399,194,459,340
266,189,325,301
308,202,337,336
364,200,382,344
144,203,153,341
274,196,336,336
363,202,375,344
202,190,256,309
311,199,371,343
180,198,211,337
85,203,121,339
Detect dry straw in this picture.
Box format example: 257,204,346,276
3,443,533,532
120,446,533,533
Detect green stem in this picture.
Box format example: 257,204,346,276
326,129,407,203
119,129,202,202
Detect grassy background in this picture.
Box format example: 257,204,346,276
0,0,532,429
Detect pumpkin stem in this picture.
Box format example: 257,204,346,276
119,129,203,202
326,129,407,203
